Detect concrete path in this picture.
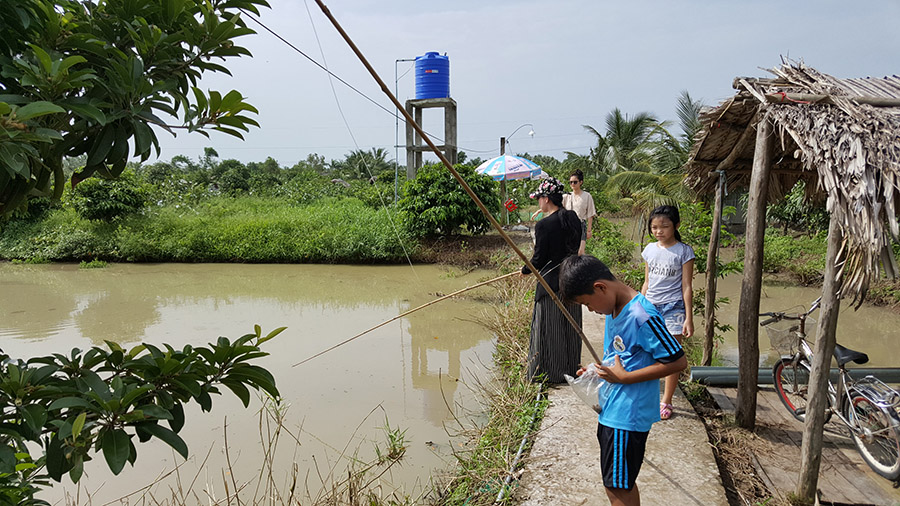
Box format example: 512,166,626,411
515,310,729,505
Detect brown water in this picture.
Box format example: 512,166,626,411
705,274,900,368
0,263,500,503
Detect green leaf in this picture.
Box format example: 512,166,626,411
79,370,111,401
45,435,67,481
222,380,250,407
120,385,152,407
15,101,65,121
72,412,86,439
65,101,107,124
48,397,95,411
86,125,115,168
259,326,286,344
57,55,87,74
168,402,185,433
101,429,130,475
136,404,172,420
140,423,188,459
21,405,47,435
27,44,52,74
0,444,16,474
68,454,84,483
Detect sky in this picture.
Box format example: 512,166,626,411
154,0,900,168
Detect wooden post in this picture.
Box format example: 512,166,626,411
703,171,725,366
797,217,843,501
500,137,508,225
736,115,773,430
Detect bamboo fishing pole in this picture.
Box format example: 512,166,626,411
292,271,518,367
312,0,601,364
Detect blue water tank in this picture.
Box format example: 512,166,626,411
414,52,450,99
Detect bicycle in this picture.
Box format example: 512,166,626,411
759,297,900,481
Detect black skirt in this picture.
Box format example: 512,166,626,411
527,296,583,383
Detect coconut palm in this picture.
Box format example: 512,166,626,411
595,94,704,220
583,109,660,176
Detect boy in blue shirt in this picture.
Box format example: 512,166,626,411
560,255,687,506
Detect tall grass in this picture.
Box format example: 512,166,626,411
436,276,548,505
0,197,416,263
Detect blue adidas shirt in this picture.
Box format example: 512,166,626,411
598,293,684,432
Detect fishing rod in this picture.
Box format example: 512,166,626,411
312,0,601,364
292,271,518,367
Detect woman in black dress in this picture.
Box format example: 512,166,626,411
522,177,583,383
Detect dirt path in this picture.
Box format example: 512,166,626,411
514,310,729,505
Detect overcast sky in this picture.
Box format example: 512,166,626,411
154,0,900,167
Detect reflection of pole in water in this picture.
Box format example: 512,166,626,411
409,315,461,426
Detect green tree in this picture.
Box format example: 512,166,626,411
0,0,268,217
398,163,499,237
0,326,284,503
332,148,394,181
584,109,661,175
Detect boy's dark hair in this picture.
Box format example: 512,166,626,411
559,255,616,302
648,205,682,242
570,168,584,182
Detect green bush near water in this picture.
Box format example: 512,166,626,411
0,197,414,263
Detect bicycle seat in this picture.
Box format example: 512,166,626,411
833,343,869,366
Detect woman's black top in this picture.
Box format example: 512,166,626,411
521,209,582,301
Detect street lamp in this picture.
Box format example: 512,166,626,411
500,123,535,155
498,123,535,224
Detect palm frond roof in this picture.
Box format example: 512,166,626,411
683,61,900,301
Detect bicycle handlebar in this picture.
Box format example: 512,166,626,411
760,317,779,326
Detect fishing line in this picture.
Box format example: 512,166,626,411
311,0,602,364
292,271,518,367
301,0,419,280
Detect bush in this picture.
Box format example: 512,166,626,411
70,170,148,221
585,217,637,269
398,163,500,238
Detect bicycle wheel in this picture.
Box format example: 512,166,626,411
773,358,812,422
843,390,900,480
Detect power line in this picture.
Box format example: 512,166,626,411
242,12,513,156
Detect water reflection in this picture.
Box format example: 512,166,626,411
0,262,498,502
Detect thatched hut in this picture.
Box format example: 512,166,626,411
686,63,900,301
683,60,900,499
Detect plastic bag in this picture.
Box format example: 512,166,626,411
565,358,615,414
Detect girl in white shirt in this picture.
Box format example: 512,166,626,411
640,205,694,420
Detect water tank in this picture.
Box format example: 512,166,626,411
414,52,450,99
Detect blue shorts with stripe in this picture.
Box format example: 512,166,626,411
597,423,649,490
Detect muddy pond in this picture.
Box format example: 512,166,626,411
2,260,899,503
0,263,501,503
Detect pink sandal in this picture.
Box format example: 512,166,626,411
660,402,674,420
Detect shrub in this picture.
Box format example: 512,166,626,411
70,171,148,221
398,163,500,238
585,217,637,269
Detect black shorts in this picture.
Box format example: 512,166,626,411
597,423,649,490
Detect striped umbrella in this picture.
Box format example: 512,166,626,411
475,155,545,181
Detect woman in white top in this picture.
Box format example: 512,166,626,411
562,169,597,256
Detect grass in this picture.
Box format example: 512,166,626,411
61,398,420,506
0,197,416,264
435,276,548,505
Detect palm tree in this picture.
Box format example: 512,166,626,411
592,95,704,221
332,148,394,181
583,109,660,175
